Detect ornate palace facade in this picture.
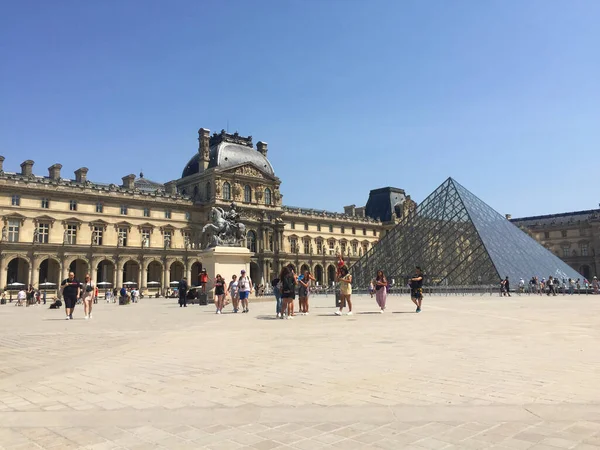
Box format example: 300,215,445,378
0,128,408,292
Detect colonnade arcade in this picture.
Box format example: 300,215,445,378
0,252,203,291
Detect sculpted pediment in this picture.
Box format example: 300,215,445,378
222,163,276,181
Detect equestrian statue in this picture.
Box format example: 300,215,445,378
202,203,247,248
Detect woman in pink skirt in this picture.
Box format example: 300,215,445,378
375,270,388,313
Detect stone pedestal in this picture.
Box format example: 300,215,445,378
199,246,252,296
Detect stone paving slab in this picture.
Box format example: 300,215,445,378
1,293,600,449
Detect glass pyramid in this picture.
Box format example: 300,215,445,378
352,178,583,287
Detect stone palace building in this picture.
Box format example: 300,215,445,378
0,128,415,293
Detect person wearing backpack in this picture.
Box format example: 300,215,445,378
280,265,297,319
238,269,253,313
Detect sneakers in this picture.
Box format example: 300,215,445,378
84,315,89,320
216,310,221,314
305,311,309,315
334,310,342,316
234,309,238,313
416,308,421,313
287,315,294,320
347,311,353,316
89,313,93,319
69,314,73,320
276,313,281,318
380,309,384,313
65,316,70,320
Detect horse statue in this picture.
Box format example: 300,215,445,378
202,204,247,248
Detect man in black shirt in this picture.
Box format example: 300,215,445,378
178,277,188,307
60,272,81,320
409,266,424,313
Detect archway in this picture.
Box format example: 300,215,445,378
327,265,336,286
314,264,324,285
6,257,30,287
191,261,202,286
38,258,60,286
300,263,310,275
147,261,163,284
69,259,89,279
123,260,140,284
97,260,115,284
250,262,260,287
580,265,591,280
170,261,185,282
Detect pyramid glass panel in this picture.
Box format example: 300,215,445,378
351,178,583,287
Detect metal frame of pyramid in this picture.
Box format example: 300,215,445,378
351,178,583,287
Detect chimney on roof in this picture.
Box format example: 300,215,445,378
344,205,356,216
164,181,177,195
74,167,88,183
0,156,4,172
48,164,62,181
257,141,268,158
198,128,210,171
20,160,34,177
505,214,512,220
121,174,135,190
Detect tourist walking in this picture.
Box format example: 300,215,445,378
81,273,95,319
178,277,188,307
61,272,81,320
409,266,424,313
228,274,240,312
271,275,283,318
280,265,297,319
375,270,388,312
238,269,252,313
214,275,225,314
547,276,557,296
16,289,26,306
298,270,315,315
199,269,208,294
501,276,511,297
335,265,353,315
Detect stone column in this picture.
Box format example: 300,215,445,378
32,258,40,287
137,264,143,287
162,261,169,294
116,259,123,288
90,259,98,285
186,261,192,284
61,258,68,282
28,260,34,287
0,255,6,289
141,260,147,289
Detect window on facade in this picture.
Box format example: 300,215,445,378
316,240,323,254
183,231,191,247
352,227,356,235
11,195,20,206
561,230,568,238
41,198,49,209
317,224,321,232
328,240,335,255
165,210,171,219
120,205,128,215
373,230,377,236
93,226,103,245
247,230,257,252
66,225,77,245
329,225,333,233
341,241,347,255
264,188,272,205
223,182,231,201
304,223,309,231
290,238,298,253
206,182,211,201
341,226,345,234
352,242,358,255
143,208,150,217
142,229,151,247
363,244,368,255
96,202,103,213
544,231,550,239
562,246,569,258
69,200,77,211
291,222,295,230
244,185,252,203
7,220,20,242
581,244,589,256
37,223,50,244
268,233,274,251
303,238,310,254
118,228,128,246
163,231,172,248
185,211,191,221
363,228,366,235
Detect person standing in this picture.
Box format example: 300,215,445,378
271,275,283,318
228,275,240,313
280,265,297,319
375,270,388,313
213,274,226,314
16,289,26,306
178,277,188,307
61,272,81,320
335,265,353,316
26,284,35,307
409,267,424,313
298,270,315,315
547,276,557,296
238,269,252,313
81,273,95,319
501,277,511,297
199,269,208,294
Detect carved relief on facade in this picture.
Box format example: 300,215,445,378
232,165,268,179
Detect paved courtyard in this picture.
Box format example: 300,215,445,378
1,293,600,450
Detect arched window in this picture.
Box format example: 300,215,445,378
264,188,272,205
247,230,257,252
244,185,252,203
223,182,231,200
206,182,211,201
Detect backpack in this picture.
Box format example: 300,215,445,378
282,276,295,294
271,278,280,288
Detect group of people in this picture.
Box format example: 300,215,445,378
60,272,96,320
368,267,425,313
502,275,600,296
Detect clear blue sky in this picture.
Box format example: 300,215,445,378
1,0,599,218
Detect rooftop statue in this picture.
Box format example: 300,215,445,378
202,203,247,248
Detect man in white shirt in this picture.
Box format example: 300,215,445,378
238,269,253,313
16,289,26,306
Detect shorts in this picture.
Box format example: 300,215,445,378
411,288,423,300
282,291,295,299
299,287,308,297
64,295,77,309
239,291,249,300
